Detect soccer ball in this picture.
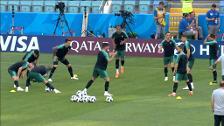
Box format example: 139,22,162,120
106,96,113,103
89,96,96,103
76,90,82,95
70,95,79,102
83,96,89,103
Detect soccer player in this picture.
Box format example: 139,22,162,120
181,35,195,90
204,34,219,84
159,32,176,81
8,61,29,91
169,44,193,97
214,55,224,81
48,38,78,82
82,42,116,98
25,65,61,93
112,25,128,78
22,49,40,66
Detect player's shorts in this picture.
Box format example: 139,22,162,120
188,59,195,69
175,73,188,81
163,56,174,65
28,72,46,83
116,50,125,59
209,59,216,69
8,70,17,77
92,68,109,78
53,56,70,65
173,55,178,63
222,75,224,81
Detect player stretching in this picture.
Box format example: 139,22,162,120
181,35,195,90
22,49,40,66
112,25,128,78
82,42,116,98
159,32,176,81
25,65,61,93
169,44,193,96
8,61,29,91
48,38,78,82
214,55,224,81
204,34,219,85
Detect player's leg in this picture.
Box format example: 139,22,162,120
183,59,195,90
214,115,221,126
43,80,61,94
83,69,98,93
210,59,217,84
220,115,224,126
8,70,24,91
115,51,120,78
184,74,193,96
170,56,175,81
48,56,59,82
25,77,31,92
163,57,169,81
169,73,182,96
102,71,112,97
120,50,125,74
61,58,78,80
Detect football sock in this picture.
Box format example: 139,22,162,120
115,59,119,69
121,60,125,66
187,73,193,83
14,81,19,87
68,66,74,77
26,78,31,87
213,70,217,82
49,66,56,78
186,81,192,91
164,67,168,77
173,82,178,93
46,83,55,90
171,67,174,73
85,80,94,89
105,81,109,91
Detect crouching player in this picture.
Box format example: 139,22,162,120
48,38,78,82
22,49,40,66
169,44,193,96
8,61,29,91
204,34,219,85
82,42,116,98
25,65,61,93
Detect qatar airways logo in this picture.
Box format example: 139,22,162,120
70,40,102,53
0,35,39,52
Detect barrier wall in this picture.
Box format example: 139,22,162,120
1,34,224,59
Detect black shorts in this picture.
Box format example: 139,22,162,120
53,56,70,65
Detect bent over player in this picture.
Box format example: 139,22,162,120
25,65,61,93
82,42,116,98
169,44,193,97
22,49,40,66
48,38,78,82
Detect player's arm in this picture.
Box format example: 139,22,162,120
121,32,128,45
108,51,116,62
185,43,190,59
158,41,164,52
174,55,180,73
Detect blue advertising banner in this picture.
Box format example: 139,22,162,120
0,34,224,58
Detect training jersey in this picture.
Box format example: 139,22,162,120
22,50,38,63
183,41,194,61
217,55,224,75
54,44,71,58
31,65,48,75
212,88,224,115
112,31,128,51
204,40,218,59
176,52,188,74
206,9,219,26
95,50,109,70
160,39,176,57
8,61,28,72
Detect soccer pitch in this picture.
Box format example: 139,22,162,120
0,52,219,126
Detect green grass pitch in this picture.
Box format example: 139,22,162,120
0,52,220,126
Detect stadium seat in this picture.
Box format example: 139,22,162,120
139,1,151,13
80,1,92,13
111,1,123,13
92,1,102,13
67,1,80,13
124,1,136,13
44,1,56,13
20,1,32,12
0,0,8,12
32,1,44,12
8,1,20,12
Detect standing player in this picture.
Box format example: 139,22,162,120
22,49,40,66
82,42,116,98
159,32,176,81
48,38,78,82
112,25,128,78
181,35,195,90
214,55,224,81
169,44,193,97
25,65,61,93
8,61,29,91
204,34,219,85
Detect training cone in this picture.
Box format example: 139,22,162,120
176,96,182,100
9,90,16,93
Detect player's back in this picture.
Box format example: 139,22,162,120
31,65,47,75
177,53,188,74
95,50,109,70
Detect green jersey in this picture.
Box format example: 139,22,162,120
176,52,188,74
8,61,28,72
183,41,194,61
54,44,71,59
94,50,109,70
160,39,176,57
112,31,128,51
204,40,219,59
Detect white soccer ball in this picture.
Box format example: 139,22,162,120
83,96,89,103
89,96,96,103
76,90,82,95
106,96,113,103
